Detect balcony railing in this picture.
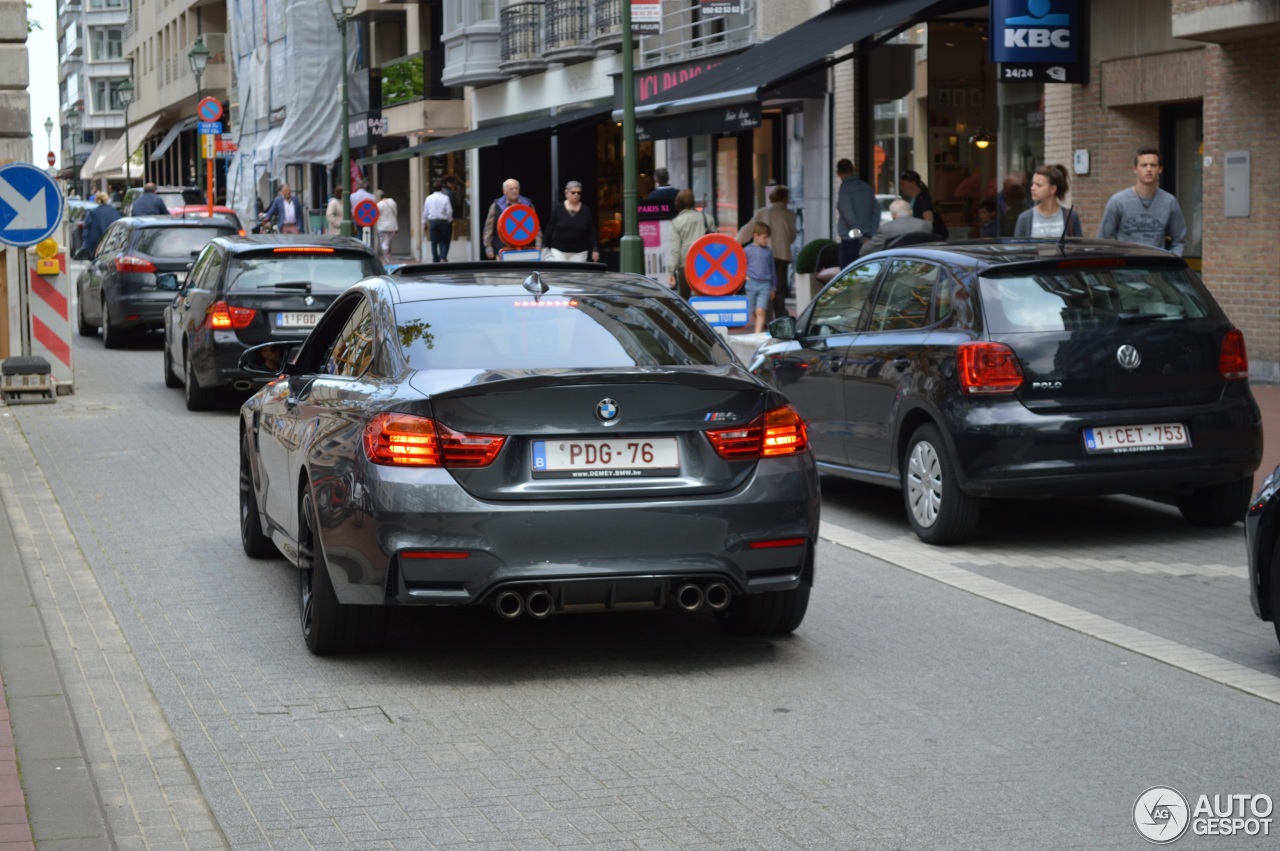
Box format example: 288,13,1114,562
545,0,594,62
380,51,462,108
592,0,621,50
500,2,547,74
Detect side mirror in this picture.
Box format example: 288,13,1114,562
766,315,796,341
155,272,180,291
238,342,302,376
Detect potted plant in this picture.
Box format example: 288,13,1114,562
792,238,835,307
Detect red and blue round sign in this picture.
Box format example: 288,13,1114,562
353,199,379,229
497,203,540,248
684,233,747,297
197,97,223,122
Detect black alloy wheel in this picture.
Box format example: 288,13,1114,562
239,433,277,558
101,297,123,349
298,487,386,655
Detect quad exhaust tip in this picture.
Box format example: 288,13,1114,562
704,582,731,611
675,583,705,612
493,581,731,618
494,590,524,620
525,589,554,619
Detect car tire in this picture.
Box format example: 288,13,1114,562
239,433,278,559
717,586,810,636
298,488,387,655
163,339,183,388
184,349,217,411
902,423,980,545
1175,477,1253,527
77,297,96,337
101,298,123,349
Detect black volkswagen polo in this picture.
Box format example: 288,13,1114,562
752,240,1261,545
162,234,382,410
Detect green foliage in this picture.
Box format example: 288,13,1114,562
381,55,424,107
794,238,835,274
28,2,41,32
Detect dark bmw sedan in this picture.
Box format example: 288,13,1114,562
752,240,1261,545
77,216,239,348
163,234,382,410
1245,467,1280,648
237,263,820,654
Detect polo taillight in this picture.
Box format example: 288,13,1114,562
957,342,1023,394
706,404,809,460
206,300,256,330
1220,329,1248,380
363,413,506,468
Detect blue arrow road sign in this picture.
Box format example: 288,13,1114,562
197,121,223,135
688,296,750,328
0,162,64,248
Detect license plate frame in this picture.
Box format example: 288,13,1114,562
531,437,680,478
275,311,322,329
1082,422,1190,454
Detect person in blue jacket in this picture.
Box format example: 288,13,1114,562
81,191,120,257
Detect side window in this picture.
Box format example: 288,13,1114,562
185,248,216,290
806,261,881,336
868,260,941,332
98,223,126,257
324,299,375,377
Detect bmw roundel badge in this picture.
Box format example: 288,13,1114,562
596,398,619,422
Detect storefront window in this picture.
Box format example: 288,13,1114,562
1162,105,1203,260
714,136,737,235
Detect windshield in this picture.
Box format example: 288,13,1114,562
227,253,377,293
134,226,237,258
395,294,736,370
979,266,1213,333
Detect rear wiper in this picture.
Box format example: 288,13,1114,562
256,281,313,292
1116,311,1168,324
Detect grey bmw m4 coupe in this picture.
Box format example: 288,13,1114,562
238,263,820,654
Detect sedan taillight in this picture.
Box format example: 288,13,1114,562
706,404,809,460
206,301,256,330
115,255,156,273
1220,329,1248,380
363,413,506,468
957,342,1023,394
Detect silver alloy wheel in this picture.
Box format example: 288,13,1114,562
299,494,316,640
906,439,943,528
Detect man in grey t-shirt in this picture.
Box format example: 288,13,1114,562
1096,147,1187,256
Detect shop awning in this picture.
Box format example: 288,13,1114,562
150,117,199,162
80,115,163,180
358,104,611,167
624,0,957,124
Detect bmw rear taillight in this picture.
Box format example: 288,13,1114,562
206,300,256,330
957,342,1023,394
115,255,156,273
1220,329,1248,380
706,404,809,460
363,413,506,467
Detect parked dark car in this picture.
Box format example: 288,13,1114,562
751,239,1262,545
163,234,383,410
1245,467,1280,648
76,216,239,348
67,198,97,259
237,262,819,654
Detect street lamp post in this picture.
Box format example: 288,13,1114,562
188,37,209,194
68,107,81,197
43,116,53,167
118,79,135,192
329,0,358,237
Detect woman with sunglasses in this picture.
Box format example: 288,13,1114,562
544,180,600,263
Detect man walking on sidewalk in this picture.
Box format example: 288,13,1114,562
1096,147,1187,256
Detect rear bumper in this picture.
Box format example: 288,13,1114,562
945,388,1262,498
108,287,173,331
312,455,821,607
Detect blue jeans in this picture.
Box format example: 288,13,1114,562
428,219,452,262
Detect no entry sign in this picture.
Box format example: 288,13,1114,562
684,233,747,296
497,203,540,248
353,199,379,229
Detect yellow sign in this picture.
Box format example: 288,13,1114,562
35,238,58,259
202,134,218,159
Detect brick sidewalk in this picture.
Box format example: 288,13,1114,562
0,670,31,851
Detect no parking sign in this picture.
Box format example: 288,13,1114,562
497,203,540,248
353,199,379,229
684,233,747,296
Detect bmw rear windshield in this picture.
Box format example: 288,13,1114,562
395,295,736,369
979,264,1215,333
227,252,379,293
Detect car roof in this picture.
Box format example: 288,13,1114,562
380,262,670,303
118,216,240,229
212,234,379,255
868,238,1189,269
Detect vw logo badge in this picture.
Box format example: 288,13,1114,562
1116,345,1141,371
596,398,619,422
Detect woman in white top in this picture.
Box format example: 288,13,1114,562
375,190,399,264
1014,164,1083,239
